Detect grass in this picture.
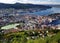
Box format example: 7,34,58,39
1,23,19,30
1,23,24,30
27,38,46,43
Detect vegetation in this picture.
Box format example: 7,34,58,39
0,29,60,43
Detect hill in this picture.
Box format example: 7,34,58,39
0,3,51,9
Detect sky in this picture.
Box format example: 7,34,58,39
0,0,60,4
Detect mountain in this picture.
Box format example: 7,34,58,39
44,4,60,7
0,3,51,9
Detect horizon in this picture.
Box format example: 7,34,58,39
0,2,60,5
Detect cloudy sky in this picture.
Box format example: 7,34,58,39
0,0,60,4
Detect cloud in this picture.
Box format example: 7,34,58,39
0,0,60,4
0,0,16,4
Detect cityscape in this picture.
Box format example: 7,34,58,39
0,0,60,43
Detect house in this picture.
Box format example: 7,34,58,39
56,25,60,30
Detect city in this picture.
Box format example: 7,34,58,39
0,1,60,43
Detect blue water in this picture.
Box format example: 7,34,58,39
31,7,60,15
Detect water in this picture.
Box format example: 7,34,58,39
31,7,60,15
50,19,60,25
31,7,60,25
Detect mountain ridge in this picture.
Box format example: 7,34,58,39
0,3,51,9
